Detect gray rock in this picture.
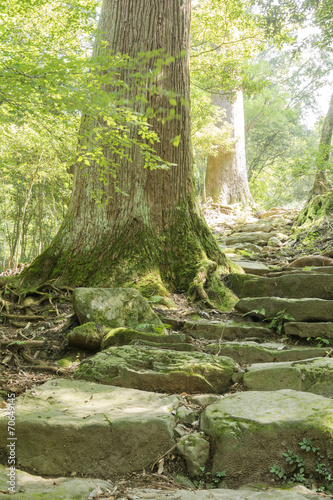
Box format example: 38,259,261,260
200,390,333,488
235,297,333,322
225,232,273,246
285,322,333,341
182,320,272,340
0,379,179,478
241,274,333,300
205,341,329,364
0,465,112,499
74,345,237,394
267,236,282,247
244,357,333,397
177,433,210,477
176,406,199,425
73,287,162,330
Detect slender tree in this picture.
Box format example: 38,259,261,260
308,93,333,199
205,91,253,205
22,0,236,309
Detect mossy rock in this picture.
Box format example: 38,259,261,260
295,190,333,228
74,345,238,394
73,287,162,329
67,322,107,351
101,327,186,349
130,340,197,352
224,273,257,297
201,390,333,488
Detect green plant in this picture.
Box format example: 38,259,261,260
265,309,295,334
270,438,333,494
193,467,227,489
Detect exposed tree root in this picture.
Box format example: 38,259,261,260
21,351,68,374
187,259,217,307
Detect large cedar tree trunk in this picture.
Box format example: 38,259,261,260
23,0,235,309
205,91,253,205
308,93,333,200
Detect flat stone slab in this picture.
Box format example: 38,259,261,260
235,297,333,322
243,358,333,397
101,327,186,349
225,232,273,246
229,260,270,275
204,342,329,364
128,487,321,499
73,287,162,329
0,379,179,478
285,322,333,341
182,320,272,340
241,274,333,299
0,465,112,499
74,345,238,394
200,390,333,487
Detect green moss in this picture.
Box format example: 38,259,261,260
101,327,169,349
225,273,257,297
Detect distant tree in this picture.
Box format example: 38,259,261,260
205,90,253,205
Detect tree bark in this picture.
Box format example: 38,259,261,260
22,0,236,309
205,91,253,205
308,93,333,200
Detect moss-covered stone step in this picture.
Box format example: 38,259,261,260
268,266,333,277
243,358,333,397
225,231,277,246
235,297,333,322
227,260,270,276
129,339,196,352
181,320,272,340
240,274,333,300
204,341,329,364
285,322,333,342
200,390,333,488
101,327,187,349
74,345,238,393
127,487,321,499
0,465,112,499
0,379,179,478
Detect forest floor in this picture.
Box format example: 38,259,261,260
1,200,332,498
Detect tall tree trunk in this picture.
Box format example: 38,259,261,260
22,0,236,309
205,91,253,205
308,93,333,200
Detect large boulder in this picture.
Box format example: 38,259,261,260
0,379,179,478
200,390,333,488
74,345,238,394
235,297,333,322
73,287,162,330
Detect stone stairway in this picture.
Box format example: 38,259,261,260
1,213,333,499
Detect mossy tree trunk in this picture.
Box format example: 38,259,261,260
308,93,333,200
22,0,236,309
205,91,253,205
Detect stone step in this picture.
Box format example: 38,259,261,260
268,266,333,276
225,231,275,246
128,487,320,499
285,321,333,342
181,320,272,340
243,357,333,397
200,390,333,488
235,297,333,322
204,341,329,364
74,345,238,394
240,273,333,300
0,465,112,499
228,260,271,275
0,379,179,478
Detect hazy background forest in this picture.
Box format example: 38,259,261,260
0,0,332,271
